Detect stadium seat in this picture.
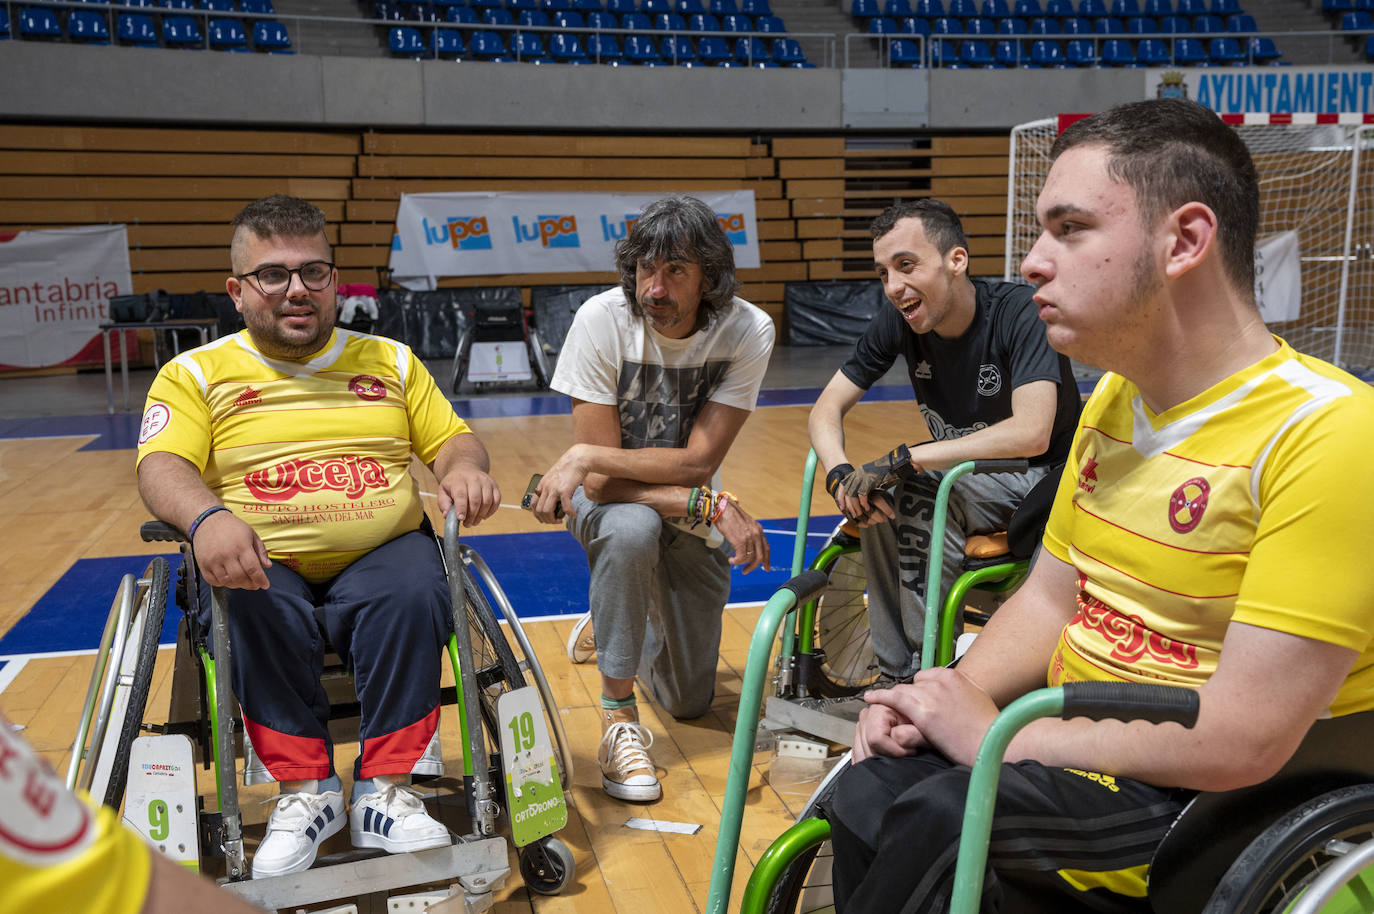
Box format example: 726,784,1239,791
621,11,651,28
1044,0,1074,16
1158,14,1188,31
1341,11,1374,29
162,0,197,9
947,0,978,16
200,0,238,10
512,30,546,58
1209,0,1239,14
676,0,706,12
884,0,914,16
605,0,634,13
932,16,963,32
929,35,958,62
520,9,551,26
739,0,771,14
540,0,573,11
755,14,784,30
117,13,160,45
1029,16,1060,32
467,29,504,56
772,35,804,61
484,8,515,25
1078,0,1106,15
1192,13,1222,32
389,25,426,55
509,0,538,12
660,33,695,59
1064,36,1097,63
253,20,292,51
372,0,401,16
981,0,1009,16
642,0,670,12
0,12,8,39
435,26,466,56
696,33,730,59
1094,16,1123,31
996,16,1027,32
163,16,205,47
18,7,62,39
1249,36,1282,62
544,30,582,58
1143,0,1171,14
586,10,616,27
965,16,996,33
240,0,274,12
1173,35,1206,63
447,5,479,22
1029,36,1064,63
902,16,932,34
1097,35,1132,62
959,37,997,63
1109,0,1138,14
1061,15,1091,32
854,0,880,17
1012,0,1041,15
625,32,661,60
586,31,621,58
993,37,1022,63
1208,34,1245,62
888,37,921,63
732,34,767,59
552,10,584,27
1135,35,1168,61
869,16,899,32
1367,33,1374,58
709,0,738,14
1225,12,1256,32
652,11,686,28
1175,0,1204,15
68,10,113,43
720,13,751,29
1126,15,1156,31
688,13,719,29
915,0,945,16
208,17,249,49
573,0,604,11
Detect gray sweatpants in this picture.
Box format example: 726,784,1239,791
567,486,731,720
860,466,1048,678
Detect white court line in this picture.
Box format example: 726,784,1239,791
0,646,179,696
1,434,100,442
0,657,29,697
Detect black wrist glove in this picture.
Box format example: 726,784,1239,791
825,463,854,498
841,443,920,500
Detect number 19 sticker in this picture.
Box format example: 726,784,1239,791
497,687,566,847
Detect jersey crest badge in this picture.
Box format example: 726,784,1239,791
349,375,387,401
1168,477,1210,534
977,364,1002,397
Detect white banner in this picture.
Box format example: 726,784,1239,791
0,225,132,369
1254,230,1302,325
1145,66,1374,115
388,191,760,289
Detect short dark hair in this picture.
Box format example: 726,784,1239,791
616,195,739,330
1051,98,1259,298
869,199,969,257
230,194,329,271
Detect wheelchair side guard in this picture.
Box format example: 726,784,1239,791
497,686,567,848
739,816,832,914
124,734,200,871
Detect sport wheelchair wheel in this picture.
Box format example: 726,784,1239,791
806,538,878,698
1204,783,1374,914
459,561,526,739
755,756,851,914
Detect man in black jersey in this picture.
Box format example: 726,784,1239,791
808,199,1079,679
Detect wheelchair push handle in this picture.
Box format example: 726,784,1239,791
140,520,185,543
970,458,1030,474
1061,681,1201,728
779,569,830,608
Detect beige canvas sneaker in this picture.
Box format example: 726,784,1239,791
597,705,661,802
566,612,595,663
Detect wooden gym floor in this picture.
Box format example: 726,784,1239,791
0,346,916,913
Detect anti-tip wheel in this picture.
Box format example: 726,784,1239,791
519,836,575,895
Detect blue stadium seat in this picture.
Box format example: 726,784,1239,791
163,16,206,47
162,0,197,9
621,11,651,28
928,35,958,62
994,37,1022,63
720,13,752,29
1173,35,1206,63
468,29,505,56
755,14,784,30
1341,11,1373,29
660,33,695,58
688,12,719,28
1136,35,1168,61
709,0,738,14
624,33,660,60
586,31,622,58
652,11,686,28
69,10,113,43
996,16,1027,32
884,0,913,16
208,17,249,49
469,0,501,10
240,0,274,11
19,8,62,39
965,16,996,33
1109,0,1138,15
915,0,945,16
1094,15,1123,31
253,20,292,51
676,0,706,12
573,0,604,11
947,0,978,16
696,33,730,59
890,37,923,63
605,0,634,13
1044,0,1073,16
853,0,879,18
199,0,237,10
513,30,547,57
642,0,670,12
1209,34,1245,62
484,8,515,25
1224,12,1256,31
435,26,466,56
1367,33,1374,57
509,0,538,12
869,16,899,32
1100,35,1134,62
739,0,771,14
586,10,617,27
0,11,9,39
772,35,804,60
1192,14,1222,32
1249,35,1282,62
1078,0,1106,15
902,16,932,34
1142,0,1171,13
932,15,963,32
1012,0,1041,15
1209,0,1238,14
540,0,573,11
447,6,479,23
1157,14,1188,31
959,37,996,63
981,0,1009,16
374,0,402,13
1174,0,1204,14
1126,15,1156,31
552,10,584,27
733,34,767,59
1064,36,1096,63
545,30,584,58
1061,15,1091,32
1029,36,1064,63
520,9,551,26
1029,16,1060,32
389,25,428,55
117,13,160,45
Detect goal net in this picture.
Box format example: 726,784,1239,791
1005,114,1374,373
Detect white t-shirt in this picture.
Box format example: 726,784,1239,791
552,286,775,540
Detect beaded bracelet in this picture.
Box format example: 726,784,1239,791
187,505,232,541
709,490,738,526
688,486,716,529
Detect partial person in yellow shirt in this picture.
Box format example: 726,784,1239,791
827,99,1374,914
1,713,262,913
135,195,500,880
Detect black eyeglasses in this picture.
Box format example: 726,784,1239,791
237,261,335,295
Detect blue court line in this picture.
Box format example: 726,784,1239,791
0,516,834,658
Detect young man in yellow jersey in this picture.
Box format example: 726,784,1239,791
136,195,500,879
827,99,1374,913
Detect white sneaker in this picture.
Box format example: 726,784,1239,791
350,784,451,854
252,789,345,879
598,706,661,802
567,612,595,664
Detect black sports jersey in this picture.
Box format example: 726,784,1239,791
840,278,1078,467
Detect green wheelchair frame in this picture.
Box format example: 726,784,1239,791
66,507,576,910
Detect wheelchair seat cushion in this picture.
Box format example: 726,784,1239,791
1007,462,1065,558
964,531,1009,558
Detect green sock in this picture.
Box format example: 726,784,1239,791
601,693,636,711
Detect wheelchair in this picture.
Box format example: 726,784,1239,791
765,450,1054,745
449,297,553,395
66,508,576,912
705,571,1374,914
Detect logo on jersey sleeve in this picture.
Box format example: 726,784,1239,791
349,375,387,401
0,723,94,867
1168,477,1211,534
244,455,390,502
138,403,170,445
